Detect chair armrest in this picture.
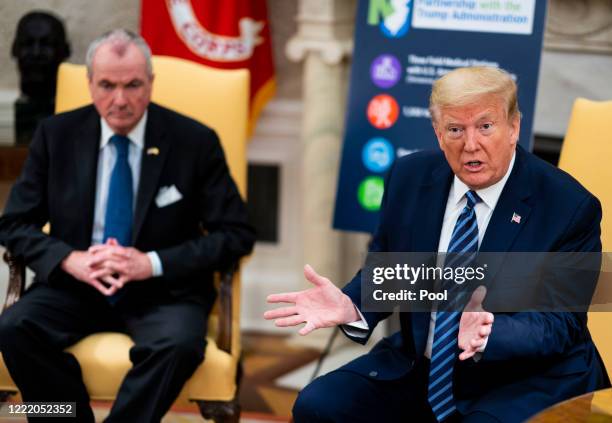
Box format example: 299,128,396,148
2,251,25,311
216,262,238,354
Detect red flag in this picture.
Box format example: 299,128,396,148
140,0,275,134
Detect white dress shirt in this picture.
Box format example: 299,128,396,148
346,151,517,359
91,112,163,276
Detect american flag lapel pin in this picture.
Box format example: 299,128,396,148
511,212,521,224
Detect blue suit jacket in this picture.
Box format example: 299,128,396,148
341,146,610,422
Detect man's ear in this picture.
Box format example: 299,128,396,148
433,121,445,151
509,113,521,146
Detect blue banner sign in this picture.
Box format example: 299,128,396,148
333,0,547,233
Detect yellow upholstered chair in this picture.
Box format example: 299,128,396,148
0,56,249,422
557,98,612,378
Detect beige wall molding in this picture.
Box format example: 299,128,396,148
545,0,612,54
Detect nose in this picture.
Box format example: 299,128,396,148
463,128,479,152
113,88,127,107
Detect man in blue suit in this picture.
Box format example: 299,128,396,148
265,66,610,422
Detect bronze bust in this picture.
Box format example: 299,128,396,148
12,11,71,145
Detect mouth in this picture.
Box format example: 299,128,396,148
464,160,484,171
109,112,132,119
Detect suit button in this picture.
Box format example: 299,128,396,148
369,371,378,377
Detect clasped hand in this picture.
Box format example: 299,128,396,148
61,238,153,296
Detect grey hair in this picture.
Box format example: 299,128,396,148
85,29,153,78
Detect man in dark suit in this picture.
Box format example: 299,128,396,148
265,66,609,422
0,29,254,422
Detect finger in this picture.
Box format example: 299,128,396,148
470,338,485,349
89,267,114,280
459,349,475,361
88,251,130,268
107,238,119,246
89,260,126,279
483,312,494,325
299,321,317,336
89,266,117,279
275,315,306,327
303,264,330,288
264,306,298,320
87,279,117,296
267,292,299,304
116,275,129,286
464,285,487,311
88,243,126,256
479,325,492,338
87,252,112,267
88,244,108,254
100,275,124,289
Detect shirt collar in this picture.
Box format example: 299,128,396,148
451,150,516,210
99,110,147,150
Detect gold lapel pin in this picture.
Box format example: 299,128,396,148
147,147,160,156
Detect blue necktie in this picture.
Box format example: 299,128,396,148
103,135,133,247
428,190,481,421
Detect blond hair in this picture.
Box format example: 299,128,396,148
429,66,519,124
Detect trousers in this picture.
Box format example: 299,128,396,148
0,280,210,423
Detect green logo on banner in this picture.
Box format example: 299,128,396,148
358,176,385,211
368,0,394,25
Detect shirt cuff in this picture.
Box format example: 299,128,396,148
477,336,489,352
147,251,164,277
341,305,370,338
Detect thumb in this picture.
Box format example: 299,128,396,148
107,238,119,246
465,285,487,311
304,264,331,288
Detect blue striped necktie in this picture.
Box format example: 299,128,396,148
427,190,481,421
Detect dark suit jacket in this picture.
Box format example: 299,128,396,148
342,146,610,422
0,103,255,309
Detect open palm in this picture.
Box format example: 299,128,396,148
264,265,358,335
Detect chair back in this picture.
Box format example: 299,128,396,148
56,56,249,357
558,98,612,376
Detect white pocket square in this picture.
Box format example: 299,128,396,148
155,185,183,208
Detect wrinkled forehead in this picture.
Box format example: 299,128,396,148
436,95,508,124
91,43,149,79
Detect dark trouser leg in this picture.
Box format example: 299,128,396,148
293,358,436,423
106,301,208,423
0,282,117,423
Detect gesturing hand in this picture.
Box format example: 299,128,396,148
458,286,494,361
264,264,359,335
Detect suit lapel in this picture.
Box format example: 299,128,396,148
132,105,170,243
480,147,533,253
478,148,533,306
74,107,101,247
410,163,453,253
410,161,454,356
